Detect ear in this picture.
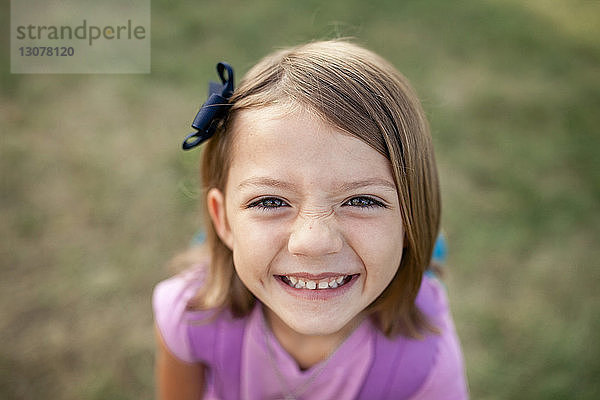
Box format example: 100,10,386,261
206,188,234,250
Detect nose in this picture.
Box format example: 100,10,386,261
287,214,343,257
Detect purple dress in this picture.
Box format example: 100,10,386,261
153,266,468,399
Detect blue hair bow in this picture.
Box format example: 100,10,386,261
182,62,235,150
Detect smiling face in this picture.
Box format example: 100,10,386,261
207,106,404,337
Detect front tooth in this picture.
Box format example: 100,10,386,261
318,281,329,289
336,276,344,284
306,280,317,290
288,276,298,285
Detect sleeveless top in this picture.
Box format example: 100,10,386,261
153,266,468,399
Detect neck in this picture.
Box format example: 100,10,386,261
264,308,365,370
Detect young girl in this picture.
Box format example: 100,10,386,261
153,40,468,399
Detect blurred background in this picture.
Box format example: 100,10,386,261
1,0,599,399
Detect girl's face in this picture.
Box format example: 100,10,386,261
208,107,404,337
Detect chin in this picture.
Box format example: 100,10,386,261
279,313,357,337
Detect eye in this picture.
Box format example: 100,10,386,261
247,197,290,210
343,196,386,209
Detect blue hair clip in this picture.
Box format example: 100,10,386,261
182,62,235,150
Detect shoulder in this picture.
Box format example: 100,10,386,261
153,265,206,310
363,276,468,399
152,265,235,364
415,274,449,320
410,275,469,399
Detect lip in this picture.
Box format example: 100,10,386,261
274,274,359,301
276,272,356,280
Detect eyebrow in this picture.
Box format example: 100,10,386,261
236,177,397,192
237,177,298,191
337,178,397,192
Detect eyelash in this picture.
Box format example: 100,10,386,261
247,196,386,210
342,196,386,209
247,197,290,210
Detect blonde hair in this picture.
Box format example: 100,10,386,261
190,40,440,338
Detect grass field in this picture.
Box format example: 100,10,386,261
1,1,599,399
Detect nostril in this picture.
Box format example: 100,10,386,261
287,213,344,257
288,231,342,256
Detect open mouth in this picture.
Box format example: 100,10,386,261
277,274,358,290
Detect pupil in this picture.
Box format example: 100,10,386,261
353,198,371,206
264,198,280,207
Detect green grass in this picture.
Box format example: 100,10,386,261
1,0,599,399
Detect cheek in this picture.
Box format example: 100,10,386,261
344,218,404,277
231,217,288,250
228,215,289,275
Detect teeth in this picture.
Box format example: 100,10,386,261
281,275,352,290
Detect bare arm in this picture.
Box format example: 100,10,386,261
155,325,205,400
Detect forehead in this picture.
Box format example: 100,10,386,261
227,106,395,190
